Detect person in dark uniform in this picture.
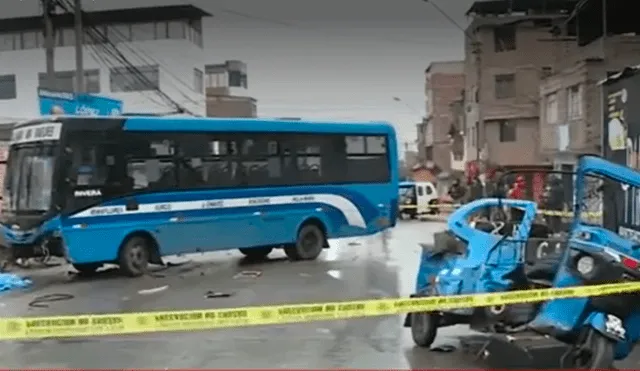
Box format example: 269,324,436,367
542,175,564,233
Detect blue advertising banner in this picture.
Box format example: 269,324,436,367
38,88,123,116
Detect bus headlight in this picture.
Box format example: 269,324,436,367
577,255,595,275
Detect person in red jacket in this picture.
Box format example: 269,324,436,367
508,175,526,199
508,175,526,221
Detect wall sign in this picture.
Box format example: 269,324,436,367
38,88,123,117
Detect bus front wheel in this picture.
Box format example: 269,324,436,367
285,223,325,261
118,236,151,277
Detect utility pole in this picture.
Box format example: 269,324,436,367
42,0,56,89
473,39,484,174
73,0,84,93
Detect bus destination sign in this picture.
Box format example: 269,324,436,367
10,122,62,145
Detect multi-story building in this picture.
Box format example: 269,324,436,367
539,6,640,171
417,61,464,172
0,4,209,118
205,60,257,117
464,0,577,171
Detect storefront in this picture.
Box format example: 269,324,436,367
601,65,640,237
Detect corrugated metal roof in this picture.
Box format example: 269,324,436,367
597,64,640,86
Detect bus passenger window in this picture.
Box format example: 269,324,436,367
417,186,424,196
426,186,433,195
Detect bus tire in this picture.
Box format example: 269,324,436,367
118,236,151,277
285,223,325,261
239,247,273,260
72,263,102,276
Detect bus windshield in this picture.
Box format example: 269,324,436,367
2,144,57,214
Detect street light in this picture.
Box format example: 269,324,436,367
391,96,422,116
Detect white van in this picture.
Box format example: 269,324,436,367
398,181,439,219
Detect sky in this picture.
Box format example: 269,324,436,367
12,0,475,148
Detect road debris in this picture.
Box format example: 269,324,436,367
233,270,262,279
0,273,32,293
28,293,74,308
138,285,169,295
205,291,233,298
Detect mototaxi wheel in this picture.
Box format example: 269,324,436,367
561,329,615,369
410,311,439,348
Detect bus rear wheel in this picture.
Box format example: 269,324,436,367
239,247,273,260
285,224,325,261
118,236,151,277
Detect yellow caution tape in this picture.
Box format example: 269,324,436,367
400,204,602,218
1,281,638,340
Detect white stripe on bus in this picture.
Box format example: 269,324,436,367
69,193,368,228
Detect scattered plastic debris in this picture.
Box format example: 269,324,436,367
430,344,457,353
0,273,31,293
28,293,74,308
233,270,262,279
138,285,169,295
205,291,232,299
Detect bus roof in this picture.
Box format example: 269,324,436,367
121,116,396,135
399,181,414,187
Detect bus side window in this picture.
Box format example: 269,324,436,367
417,186,424,196
124,134,177,190
426,186,433,195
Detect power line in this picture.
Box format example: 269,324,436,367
423,0,473,38
101,24,204,107
56,0,195,115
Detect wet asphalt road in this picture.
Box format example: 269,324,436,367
0,220,638,368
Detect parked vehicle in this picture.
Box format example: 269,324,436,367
0,116,399,276
404,197,559,345
398,181,438,219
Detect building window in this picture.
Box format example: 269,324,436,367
546,93,558,124
541,66,553,79
206,71,227,88
494,25,516,52
110,65,159,92
131,23,156,41
425,146,433,161
0,75,16,100
499,120,516,142
167,21,186,39
107,24,132,43
495,74,515,99
20,31,39,49
193,68,203,93
0,34,17,51
567,84,582,119
228,70,247,88
38,70,100,93
470,124,477,147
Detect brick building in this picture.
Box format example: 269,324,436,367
416,61,464,172
463,0,577,170
205,60,257,117
539,0,640,171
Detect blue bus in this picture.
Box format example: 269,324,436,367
1,116,399,276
